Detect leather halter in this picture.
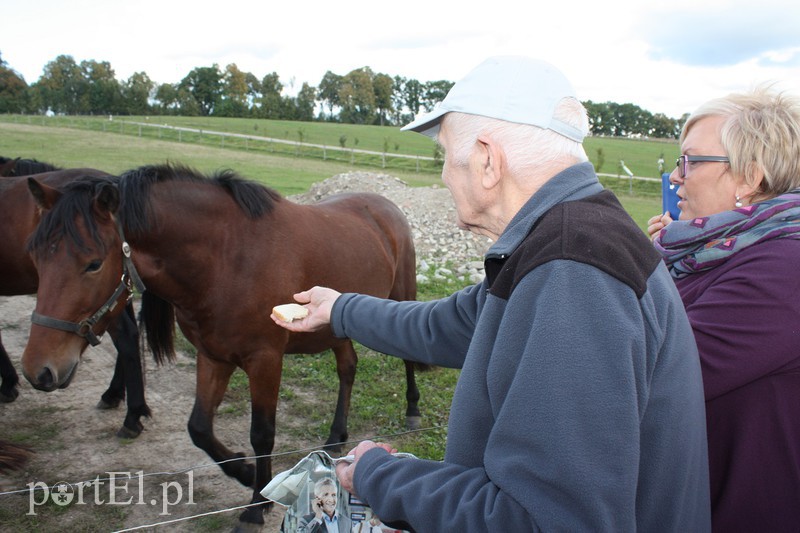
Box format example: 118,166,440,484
30,218,146,346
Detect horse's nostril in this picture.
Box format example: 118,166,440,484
37,367,55,390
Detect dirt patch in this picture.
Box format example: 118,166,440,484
0,294,295,531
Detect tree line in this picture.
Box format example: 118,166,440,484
0,52,687,138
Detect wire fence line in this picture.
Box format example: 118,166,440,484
122,120,432,161
0,424,446,530
118,121,662,183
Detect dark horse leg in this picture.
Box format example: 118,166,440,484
324,346,423,447
323,341,358,453
97,353,126,409
0,332,20,403
403,360,423,430
389,258,426,432
238,352,284,528
187,341,360,526
101,302,151,438
188,352,268,524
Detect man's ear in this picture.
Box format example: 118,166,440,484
476,135,505,190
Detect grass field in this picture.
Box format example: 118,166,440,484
0,115,666,226
1,113,679,181
0,120,443,195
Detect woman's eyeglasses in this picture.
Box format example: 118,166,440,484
675,155,729,179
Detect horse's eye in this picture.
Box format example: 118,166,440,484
85,260,102,273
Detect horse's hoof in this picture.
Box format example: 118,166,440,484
234,505,267,531
97,398,122,410
406,415,422,430
323,440,345,454
116,423,143,439
0,388,19,403
222,453,255,487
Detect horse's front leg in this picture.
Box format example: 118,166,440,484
325,341,358,452
0,333,20,403
187,355,252,484
98,352,125,410
237,349,283,527
105,303,151,438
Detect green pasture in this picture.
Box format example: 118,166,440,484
1,113,678,180
0,122,440,196
0,115,668,227
1,115,445,178
3,114,440,156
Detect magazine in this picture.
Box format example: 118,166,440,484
261,450,412,533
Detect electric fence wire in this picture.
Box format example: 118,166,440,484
0,423,446,531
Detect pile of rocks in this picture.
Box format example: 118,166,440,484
290,172,491,283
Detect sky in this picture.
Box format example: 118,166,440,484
2,0,800,119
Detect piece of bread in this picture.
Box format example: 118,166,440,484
272,303,309,322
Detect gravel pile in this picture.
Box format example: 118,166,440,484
290,171,490,283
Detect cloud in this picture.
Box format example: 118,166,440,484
758,48,800,68
637,5,800,67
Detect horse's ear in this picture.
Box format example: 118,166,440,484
93,182,120,217
27,177,62,211
0,157,20,177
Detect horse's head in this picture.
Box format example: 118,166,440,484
22,175,137,391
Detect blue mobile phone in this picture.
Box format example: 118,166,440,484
661,173,680,219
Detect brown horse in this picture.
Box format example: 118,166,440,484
0,167,153,438
22,164,424,527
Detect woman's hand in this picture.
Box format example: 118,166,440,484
647,212,673,242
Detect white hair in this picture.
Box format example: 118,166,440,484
442,97,589,173
313,477,336,498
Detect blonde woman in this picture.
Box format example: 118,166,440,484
649,86,800,532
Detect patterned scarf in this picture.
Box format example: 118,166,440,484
654,189,800,278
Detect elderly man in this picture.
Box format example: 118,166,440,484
274,56,710,532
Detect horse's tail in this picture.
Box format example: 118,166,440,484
0,439,33,474
139,291,177,365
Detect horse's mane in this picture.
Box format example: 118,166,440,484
27,175,119,257
117,163,283,235
28,164,282,256
0,157,62,176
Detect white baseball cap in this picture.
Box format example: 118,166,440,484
401,55,586,142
